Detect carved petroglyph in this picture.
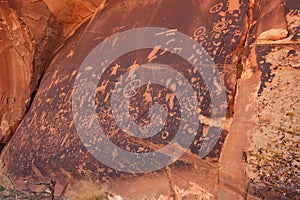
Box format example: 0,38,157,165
210,3,224,14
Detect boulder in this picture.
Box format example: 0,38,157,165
257,28,288,41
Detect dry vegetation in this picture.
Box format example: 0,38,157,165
65,179,108,200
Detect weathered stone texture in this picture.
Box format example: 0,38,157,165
0,0,299,199
0,1,35,145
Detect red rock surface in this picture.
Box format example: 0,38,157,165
0,1,35,145
43,0,105,36
0,0,299,199
0,0,102,146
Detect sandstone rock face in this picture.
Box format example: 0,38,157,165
0,0,100,146
240,1,300,199
43,0,102,23
1,0,248,197
248,45,300,199
0,0,299,199
255,0,287,38
0,1,35,145
0,0,64,146
9,0,64,81
43,0,105,36
286,0,300,42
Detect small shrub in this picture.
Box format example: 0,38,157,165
0,164,16,199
